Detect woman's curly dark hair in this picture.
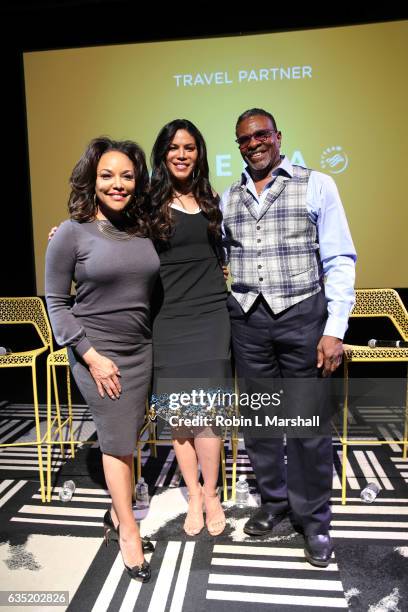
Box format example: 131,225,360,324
68,137,151,237
150,119,222,243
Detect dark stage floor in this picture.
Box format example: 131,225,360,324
0,402,407,611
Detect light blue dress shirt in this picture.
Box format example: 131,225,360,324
220,155,357,339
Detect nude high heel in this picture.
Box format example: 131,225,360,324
184,484,204,536
203,488,226,536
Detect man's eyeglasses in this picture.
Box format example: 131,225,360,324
235,129,275,149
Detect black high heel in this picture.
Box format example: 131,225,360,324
117,525,151,583
103,510,154,553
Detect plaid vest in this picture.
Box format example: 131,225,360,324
223,165,322,313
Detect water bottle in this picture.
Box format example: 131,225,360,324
59,480,75,502
235,474,249,507
135,477,149,508
360,482,381,503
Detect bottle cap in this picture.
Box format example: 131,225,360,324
138,477,145,484
367,482,380,491
238,474,246,481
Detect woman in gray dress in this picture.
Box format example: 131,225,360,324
45,137,159,582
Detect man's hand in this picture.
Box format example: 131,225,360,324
222,265,229,281
316,335,343,377
82,347,122,399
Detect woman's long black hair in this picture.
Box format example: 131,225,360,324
150,119,222,243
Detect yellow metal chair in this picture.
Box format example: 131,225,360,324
0,297,54,502
340,288,408,504
46,347,76,502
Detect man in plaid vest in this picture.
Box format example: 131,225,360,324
221,108,356,567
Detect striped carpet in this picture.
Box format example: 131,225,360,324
0,403,407,611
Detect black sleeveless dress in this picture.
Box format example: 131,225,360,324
152,208,231,423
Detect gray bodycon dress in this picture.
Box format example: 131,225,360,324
45,219,160,455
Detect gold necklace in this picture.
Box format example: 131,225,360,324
95,219,136,241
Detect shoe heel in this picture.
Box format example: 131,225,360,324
141,538,155,553
103,526,112,546
104,510,151,551
103,510,119,542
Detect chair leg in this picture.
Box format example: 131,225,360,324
231,424,238,502
341,444,348,506
341,361,349,505
46,358,53,502
220,439,227,502
403,367,408,460
231,374,239,502
149,415,157,458
136,442,142,484
51,364,65,459
66,366,75,459
32,362,46,503
131,455,136,502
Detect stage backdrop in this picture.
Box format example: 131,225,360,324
23,20,408,294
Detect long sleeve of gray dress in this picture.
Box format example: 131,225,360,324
45,220,92,356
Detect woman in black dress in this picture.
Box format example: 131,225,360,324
150,120,231,537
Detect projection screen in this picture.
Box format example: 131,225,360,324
23,20,408,294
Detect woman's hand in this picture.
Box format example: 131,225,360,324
48,226,59,241
222,265,229,281
82,347,122,399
